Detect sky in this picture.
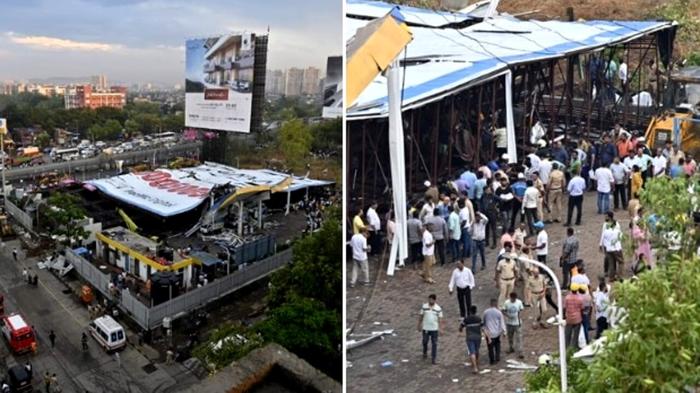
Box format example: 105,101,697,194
0,0,341,85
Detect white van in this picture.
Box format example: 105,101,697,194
88,316,126,352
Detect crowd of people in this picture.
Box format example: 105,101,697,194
350,123,694,372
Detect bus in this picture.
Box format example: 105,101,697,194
149,132,178,145
51,147,80,161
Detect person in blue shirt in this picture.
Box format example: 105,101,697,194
473,171,488,211
460,168,478,201
599,134,617,167
551,141,569,166
670,158,685,178
510,173,527,229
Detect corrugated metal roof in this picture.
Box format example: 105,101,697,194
346,1,676,119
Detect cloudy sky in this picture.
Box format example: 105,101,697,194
0,0,341,85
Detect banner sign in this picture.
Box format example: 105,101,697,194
87,163,333,217
185,33,256,132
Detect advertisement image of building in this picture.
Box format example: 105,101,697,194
64,85,127,109
186,32,267,134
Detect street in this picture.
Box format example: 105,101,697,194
346,192,622,392
0,240,199,393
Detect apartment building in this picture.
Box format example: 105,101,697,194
65,85,127,109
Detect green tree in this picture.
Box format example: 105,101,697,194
256,297,341,380
41,192,88,245
266,214,342,311
310,118,342,155
35,132,51,149
102,119,123,140
162,113,184,132
527,177,700,392
124,118,140,138
277,118,312,168
88,123,105,142
134,113,161,134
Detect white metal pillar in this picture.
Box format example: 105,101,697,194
386,59,409,275
257,199,263,229
285,190,291,215
517,256,568,392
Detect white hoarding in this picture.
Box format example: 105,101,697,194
87,163,333,217
185,33,256,132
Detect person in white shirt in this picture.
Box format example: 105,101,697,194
366,202,381,255
618,59,628,87
599,212,623,280
350,229,370,287
538,157,553,196
448,260,475,318
521,180,540,233
593,282,610,338
533,221,548,264
459,199,474,259
417,294,444,365
422,224,436,284
470,212,489,271
420,196,435,223
652,148,668,177
594,165,615,214
609,156,629,210
566,170,586,226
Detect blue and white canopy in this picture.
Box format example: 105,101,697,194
346,1,676,120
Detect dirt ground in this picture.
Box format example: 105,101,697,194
346,192,632,393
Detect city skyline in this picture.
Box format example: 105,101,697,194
0,0,340,85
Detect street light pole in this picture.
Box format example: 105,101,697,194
516,256,568,393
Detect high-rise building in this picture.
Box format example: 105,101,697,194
265,70,286,95
91,74,108,91
284,68,304,97
65,85,127,109
302,67,321,95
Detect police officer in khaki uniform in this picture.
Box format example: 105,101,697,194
527,268,548,328
547,165,566,222
495,254,519,306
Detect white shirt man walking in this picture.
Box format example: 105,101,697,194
421,224,436,284
350,229,370,288
593,165,615,214
448,260,475,318
366,202,381,255
417,294,444,365
600,211,623,280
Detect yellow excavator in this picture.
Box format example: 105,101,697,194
645,66,700,157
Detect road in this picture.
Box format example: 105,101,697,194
4,142,202,182
346,192,625,393
0,240,199,392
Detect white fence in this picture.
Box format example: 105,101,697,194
5,199,34,231
66,247,293,330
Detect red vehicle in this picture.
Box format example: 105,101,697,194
1,314,37,354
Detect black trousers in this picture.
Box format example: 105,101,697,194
369,230,381,255
485,213,498,247
566,195,583,225
410,243,422,265
525,207,538,234
510,205,524,229
613,184,627,209
456,286,472,318
435,238,446,266
422,330,439,362
487,335,501,364
596,317,609,339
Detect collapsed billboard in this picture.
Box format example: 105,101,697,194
185,33,256,132
86,163,333,217
322,56,342,118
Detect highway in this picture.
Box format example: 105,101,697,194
4,142,202,182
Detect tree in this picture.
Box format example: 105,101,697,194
35,132,51,149
259,214,342,380
266,214,342,311
102,119,122,140
310,118,342,155
41,192,88,245
256,297,341,380
277,118,312,169
527,177,700,392
124,118,140,138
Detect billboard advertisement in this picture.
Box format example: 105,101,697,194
322,56,342,118
185,33,256,132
